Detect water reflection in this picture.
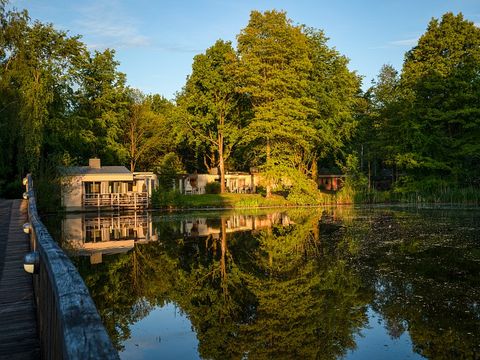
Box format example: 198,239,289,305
61,207,480,359
62,212,158,264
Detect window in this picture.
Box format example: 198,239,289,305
85,182,100,194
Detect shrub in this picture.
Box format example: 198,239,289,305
255,185,266,196
151,189,185,207
205,181,221,194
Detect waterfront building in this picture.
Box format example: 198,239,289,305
61,158,157,211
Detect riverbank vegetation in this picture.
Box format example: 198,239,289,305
1,1,479,206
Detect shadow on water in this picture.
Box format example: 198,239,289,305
50,206,480,359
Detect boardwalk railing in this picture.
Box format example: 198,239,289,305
23,174,119,360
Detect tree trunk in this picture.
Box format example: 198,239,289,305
266,139,271,197
219,131,225,193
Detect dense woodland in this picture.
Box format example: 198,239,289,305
1,1,479,203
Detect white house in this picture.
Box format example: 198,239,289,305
61,158,157,211
174,171,260,194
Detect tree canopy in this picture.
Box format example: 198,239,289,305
1,3,479,201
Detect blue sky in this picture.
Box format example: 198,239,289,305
10,0,480,100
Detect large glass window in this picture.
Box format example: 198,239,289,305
84,182,100,194
109,181,121,193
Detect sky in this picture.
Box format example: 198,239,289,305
9,0,480,100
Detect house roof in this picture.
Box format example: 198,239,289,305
62,166,131,176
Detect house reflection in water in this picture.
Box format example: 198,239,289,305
62,212,158,264
62,212,293,264
180,212,293,239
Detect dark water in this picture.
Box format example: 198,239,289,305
54,206,480,359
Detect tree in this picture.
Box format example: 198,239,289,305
72,49,130,165
177,40,239,193
305,28,362,176
123,89,166,172
236,10,316,196
394,12,480,188
0,6,85,173
358,64,401,186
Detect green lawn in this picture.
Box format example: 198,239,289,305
153,193,293,209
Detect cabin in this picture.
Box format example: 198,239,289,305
174,171,259,194
317,174,346,191
61,158,157,211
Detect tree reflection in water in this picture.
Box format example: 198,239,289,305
70,207,480,359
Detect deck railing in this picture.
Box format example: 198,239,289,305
83,192,148,208
24,174,119,360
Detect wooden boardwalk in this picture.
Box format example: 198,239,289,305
0,199,40,360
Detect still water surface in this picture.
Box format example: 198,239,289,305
54,206,480,359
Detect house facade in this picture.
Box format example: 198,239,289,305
174,171,260,194
61,158,157,211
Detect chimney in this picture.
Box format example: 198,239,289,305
89,158,101,169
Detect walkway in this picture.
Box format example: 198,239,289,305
0,199,40,359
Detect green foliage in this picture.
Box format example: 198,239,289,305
255,185,266,196
151,189,185,208
123,89,169,171
2,4,479,206
205,181,221,194
236,11,317,196
233,197,259,208
361,12,480,196
0,4,179,197
340,154,368,190
177,40,241,192
156,152,183,191
150,193,291,209
305,27,362,163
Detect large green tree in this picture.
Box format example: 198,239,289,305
359,64,401,186
72,49,130,165
305,28,362,176
0,4,84,180
177,40,240,193
392,13,480,188
123,89,168,172
236,10,316,196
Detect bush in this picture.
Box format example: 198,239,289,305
151,189,185,207
255,185,266,196
205,181,221,194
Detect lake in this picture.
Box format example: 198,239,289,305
53,206,480,359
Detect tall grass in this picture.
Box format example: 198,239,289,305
151,184,480,209
351,186,480,206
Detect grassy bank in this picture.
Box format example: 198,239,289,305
151,185,480,210
151,192,294,209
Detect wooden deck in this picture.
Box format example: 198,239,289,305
0,199,40,359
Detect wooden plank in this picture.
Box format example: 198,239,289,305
0,199,40,360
